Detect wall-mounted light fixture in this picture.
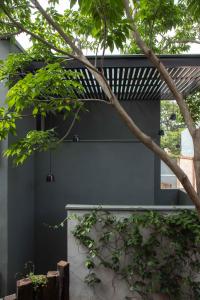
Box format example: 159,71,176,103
73,134,79,142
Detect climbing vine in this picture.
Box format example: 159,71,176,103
73,209,200,299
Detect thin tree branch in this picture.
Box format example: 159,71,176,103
0,113,33,121
101,16,107,70
1,2,106,76
0,3,70,55
0,3,94,76
0,30,22,40
0,20,18,27
34,97,111,104
175,39,200,45
29,0,115,101
30,0,82,56
123,0,196,137
79,98,111,104
57,105,82,143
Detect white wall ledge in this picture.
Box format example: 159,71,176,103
65,204,194,211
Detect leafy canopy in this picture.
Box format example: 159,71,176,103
0,0,199,164
0,54,84,164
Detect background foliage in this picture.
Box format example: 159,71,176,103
160,101,184,157
160,92,200,157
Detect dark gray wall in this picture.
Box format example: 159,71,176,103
7,117,35,293
35,101,161,272
0,40,35,296
157,189,179,205
0,40,12,296
178,190,192,205
54,101,160,140
0,135,8,296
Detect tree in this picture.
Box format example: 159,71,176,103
0,0,200,211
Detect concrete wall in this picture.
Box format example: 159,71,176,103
34,101,161,273
66,205,194,300
0,40,35,296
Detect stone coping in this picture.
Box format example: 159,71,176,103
65,204,194,211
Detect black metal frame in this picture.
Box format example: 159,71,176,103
31,55,200,101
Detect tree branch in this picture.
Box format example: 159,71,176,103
29,0,115,101
0,113,33,121
175,39,200,45
0,30,22,40
58,105,82,143
34,97,111,105
31,0,82,56
79,98,111,104
1,3,104,75
112,98,200,211
0,3,70,55
0,20,18,27
123,0,196,137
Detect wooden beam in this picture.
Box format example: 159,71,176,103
43,271,59,300
17,278,33,300
57,261,69,300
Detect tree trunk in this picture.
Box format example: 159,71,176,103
111,97,200,213
123,0,195,137
193,129,200,197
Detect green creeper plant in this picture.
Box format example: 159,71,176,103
73,209,200,299
28,273,47,291
17,261,47,292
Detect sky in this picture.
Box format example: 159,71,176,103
16,0,200,55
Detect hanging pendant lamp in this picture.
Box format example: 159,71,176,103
46,151,55,182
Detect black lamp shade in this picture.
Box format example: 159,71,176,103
169,113,176,121
46,173,55,182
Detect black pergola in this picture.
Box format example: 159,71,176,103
62,54,200,101
32,54,200,101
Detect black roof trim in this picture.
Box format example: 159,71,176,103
31,55,200,101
